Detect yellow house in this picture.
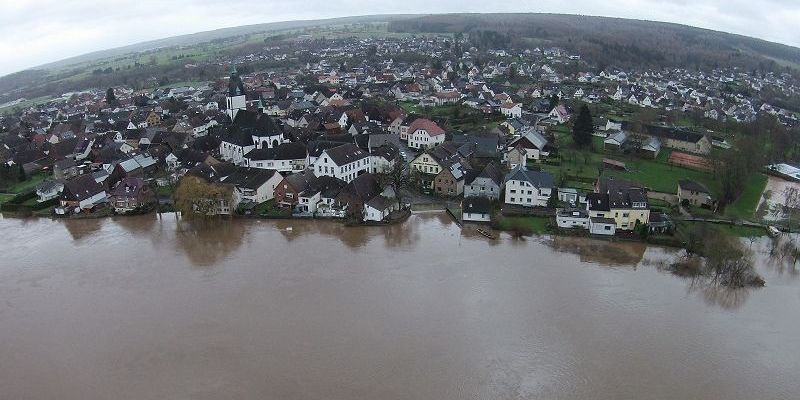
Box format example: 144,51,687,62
586,177,651,230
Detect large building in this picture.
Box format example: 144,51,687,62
586,177,650,230
503,166,554,207
311,143,370,183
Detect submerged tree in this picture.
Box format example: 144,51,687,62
174,176,232,218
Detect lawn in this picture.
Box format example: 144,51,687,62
1,173,48,195
497,216,550,234
0,194,15,204
724,173,768,221
677,221,767,238
253,199,289,217
603,157,719,194
398,101,420,114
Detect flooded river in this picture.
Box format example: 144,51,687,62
1,213,799,399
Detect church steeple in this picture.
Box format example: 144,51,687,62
228,63,245,97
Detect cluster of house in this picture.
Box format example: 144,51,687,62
1,30,792,226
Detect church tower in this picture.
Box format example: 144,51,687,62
225,64,247,120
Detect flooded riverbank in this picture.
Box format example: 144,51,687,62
1,213,798,399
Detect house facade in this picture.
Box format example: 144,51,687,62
503,167,554,207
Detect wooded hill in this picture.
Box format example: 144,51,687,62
388,14,800,74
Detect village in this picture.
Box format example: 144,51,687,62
1,29,799,243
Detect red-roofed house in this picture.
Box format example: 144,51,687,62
407,118,446,150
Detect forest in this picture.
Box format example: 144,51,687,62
388,14,800,75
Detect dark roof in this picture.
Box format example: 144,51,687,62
303,175,346,198
597,177,648,208
109,177,146,197
222,167,279,190
61,174,104,202
644,125,706,144
467,162,502,185
462,196,492,214
221,125,254,147
283,169,318,192
504,166,554,189
244,142,307,161
232,110,283,136
323,143,368,166
586,193,611,212
678,179,710,193
340,173,380,202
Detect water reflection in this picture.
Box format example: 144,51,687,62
544,236,648,267
60,217,103,241
687,277,752,310
174,217,246,267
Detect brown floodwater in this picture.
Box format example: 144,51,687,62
1,213,799,399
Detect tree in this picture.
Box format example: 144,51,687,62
572,104,593,149
378,158,410,207
174,176,232,218
548,93,559,110
17,163,27,182
105,87,119,108
546,188,559,208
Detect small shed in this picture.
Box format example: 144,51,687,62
589,217,616,236
602,158,627,171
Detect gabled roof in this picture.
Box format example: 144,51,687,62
408,118,445,137
222,167,279,190
467,162,503,186
244,142,307,161
509,128,547,150
678,179,710,194
62,174,104,201
321,143,368,166
462,196,492,214
504,166,554,189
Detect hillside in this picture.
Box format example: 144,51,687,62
2,13,800,106
388,14,800,73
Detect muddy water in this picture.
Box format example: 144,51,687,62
1,213,799,400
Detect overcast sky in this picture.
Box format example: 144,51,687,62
1,0,799,77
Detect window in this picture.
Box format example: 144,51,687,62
605,226,611,231
623,213,629,217
510,197,515,202
510,190,516,194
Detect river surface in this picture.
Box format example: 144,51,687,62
1,213,799,399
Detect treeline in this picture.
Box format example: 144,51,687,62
388,14,800,75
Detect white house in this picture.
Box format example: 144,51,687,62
589,217,617,235
219,130,255,165
503,166,554,207
500,103,522,118
363,195,395,222
312,143,370,183
548,105,570,124
407,118,446,150
462,196,492,222
556,208,590,229
243,142,309,173
222,168,283,208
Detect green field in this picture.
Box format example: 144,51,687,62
1,173,48,195
497,216,550,234
677,221,767,238
723,173,768,220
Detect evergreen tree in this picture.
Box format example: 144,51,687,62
105,88,119,108
549,93,560,109
572,104,593,149
17,163,27,182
